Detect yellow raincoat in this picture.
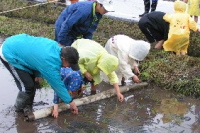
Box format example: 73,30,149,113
163,0,198,53
71,39,119,85
187,0,200,16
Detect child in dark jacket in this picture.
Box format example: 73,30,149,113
55,0,114,46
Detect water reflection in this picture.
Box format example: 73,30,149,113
155,98,189,124
191,105,200,133
15,113,38,133
142,98,200,133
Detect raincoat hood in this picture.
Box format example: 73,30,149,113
97,53,118,75
129,40,150,61
174,0,186,13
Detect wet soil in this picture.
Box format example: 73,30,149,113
0,1,200,131
1,37,200,133
1,65,200,133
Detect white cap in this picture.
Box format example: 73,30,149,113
97,0,114,12
129,40,150,61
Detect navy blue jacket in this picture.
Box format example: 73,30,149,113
55,1,102,46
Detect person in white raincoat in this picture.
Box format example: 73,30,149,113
71,39,124,102
105,34,150,85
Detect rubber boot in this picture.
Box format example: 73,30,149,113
23,87,36,117
139,0,150,17
151,1,158,12
14,92,29,112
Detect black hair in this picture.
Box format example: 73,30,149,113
61,46,79,64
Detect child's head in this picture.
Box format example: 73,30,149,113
174,0,186,13
61,67,84,98
129,40,150,61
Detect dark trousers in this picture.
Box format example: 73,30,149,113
0,57,36,105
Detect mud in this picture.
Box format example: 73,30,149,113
0,37,200,133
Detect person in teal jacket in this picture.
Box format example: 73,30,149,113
71,39,124,102
0,34,79,116
55,0,114,46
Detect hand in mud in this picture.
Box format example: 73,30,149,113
117,93,124,102
134,66,140,75
132,75,140,83
84,72,93,81
69,101,78,114
52,105,59,118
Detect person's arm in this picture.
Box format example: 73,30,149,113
57,9,83,45
83,14,102,39
107,71,124,102
133,60,140,74
78,57,94,81
113,83,124,102
52,92,60,118
53,92,60,104
83,21,99,39
188,16,199,32
163,13,172,23
52,104,59,118
42,68,78,114
117,50,138,82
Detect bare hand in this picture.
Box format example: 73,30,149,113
84,72,93,81
134,66,140,75
132,75,140,83
117,93,124,102
52,109,59,118
69,101,78,114
52,105,59,118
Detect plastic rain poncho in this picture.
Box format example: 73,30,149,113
187,0,200,16
163,0,198,53
71,39,119,85
105,35,150,85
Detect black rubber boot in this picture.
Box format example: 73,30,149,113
139,0,150,17
23,87,36,117
23,105,33,117
151,1,158,12
14,92,29,112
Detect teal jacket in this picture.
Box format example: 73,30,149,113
2,34,72,103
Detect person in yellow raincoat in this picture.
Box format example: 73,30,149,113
163,0,200,55
184,0,200,22
71,39,124,102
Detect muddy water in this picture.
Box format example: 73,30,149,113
0,38,200,133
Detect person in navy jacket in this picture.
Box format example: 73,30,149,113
55,0,114,46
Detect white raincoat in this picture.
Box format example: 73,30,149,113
104,35,150,85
